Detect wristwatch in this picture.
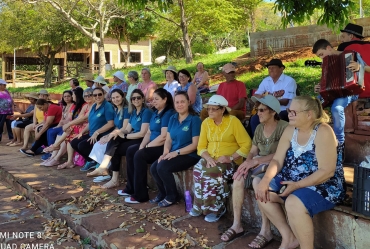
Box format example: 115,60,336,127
229,156,234,162
176,149,180,155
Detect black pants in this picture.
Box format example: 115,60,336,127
70,134,103,161
0,114,13,141
30,124,58,153
15,119,33,129
150,155,199,203
124,144,164,202
107,137,143,171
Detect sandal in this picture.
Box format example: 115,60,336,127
43,144,60,153
158,199,174,207
87,168,109,177
221,228,244,242
57,162,75,170
101,180,119,189
248,234,272,248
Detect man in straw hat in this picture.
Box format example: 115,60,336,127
200,63,247,121
249,59,297,136
83,74,95,89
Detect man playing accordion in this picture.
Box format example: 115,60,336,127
312,39,370,147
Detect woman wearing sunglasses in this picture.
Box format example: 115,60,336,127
221,95,288,245
70,87,115,169
121,88,175,204
41,88,94,168
255,96,345,249
86,89,152,188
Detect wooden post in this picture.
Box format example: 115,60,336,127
1,54,5,80
12,70,15,88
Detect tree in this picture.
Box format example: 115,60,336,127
147,0,241,63
273,0,355,29
29,0,171,76
109,10,157,67
0,1,86,87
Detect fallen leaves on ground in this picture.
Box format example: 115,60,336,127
67,189,109,214
42,218,81,245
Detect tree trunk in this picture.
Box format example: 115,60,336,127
44,52,56,88
97,40,106,77
178,0,192,64
250,9,256,32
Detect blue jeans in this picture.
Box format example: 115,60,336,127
47,126,63,146
330,95,358,144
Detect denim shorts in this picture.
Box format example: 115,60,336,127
269,176,336,217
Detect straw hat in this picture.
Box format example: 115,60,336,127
25,92,39,100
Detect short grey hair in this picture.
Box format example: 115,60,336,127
141,67,151,77
84,88,94,95
128,71,139,81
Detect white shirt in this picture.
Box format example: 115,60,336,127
255,73,297,111
163,80,180,97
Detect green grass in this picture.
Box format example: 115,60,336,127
7,48,322,97
7,48,250,94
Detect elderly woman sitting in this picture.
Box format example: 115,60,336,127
255,96,345,249
190,95,252,222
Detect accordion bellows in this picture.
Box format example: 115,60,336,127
320,50,365,107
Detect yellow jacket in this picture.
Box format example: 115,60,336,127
197,115,252,164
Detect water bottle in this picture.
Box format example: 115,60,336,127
185,190,192,212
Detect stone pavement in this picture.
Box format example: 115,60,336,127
0,139,281,249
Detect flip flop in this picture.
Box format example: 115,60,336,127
93,175,111,183
220,228,244,242
248,234,272,248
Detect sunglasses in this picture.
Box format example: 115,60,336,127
257,108,268,113
207,107,221,112
131,96,142,101
287,108,308,116
84,94,93,98
93,93,103,97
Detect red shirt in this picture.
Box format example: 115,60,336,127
338,41,370,98
217,80,247,114
44,104,62,125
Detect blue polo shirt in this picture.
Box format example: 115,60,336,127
129,107,152,133
89,100,115,136
114,107,130,129
149,108,175,141
168,113,201,158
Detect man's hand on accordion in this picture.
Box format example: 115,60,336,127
314,84,320,93
347,61,360,72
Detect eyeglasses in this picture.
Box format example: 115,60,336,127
257,108,268,113
131,96,142,101
287,108,308,116
93,93,103,97
207,107,221,112
84,94,93,98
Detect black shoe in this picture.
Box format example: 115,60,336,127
19,149,35,157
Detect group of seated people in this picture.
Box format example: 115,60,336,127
6,40,360,248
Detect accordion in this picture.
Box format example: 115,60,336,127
320,50,365,107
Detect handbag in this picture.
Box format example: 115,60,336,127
73,151,86,166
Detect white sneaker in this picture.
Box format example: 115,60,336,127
125,197,140,204
117,190,130,196
93,175,111,183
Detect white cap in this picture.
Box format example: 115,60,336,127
203,95,231,111
113,71,125,81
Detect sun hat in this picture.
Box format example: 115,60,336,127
222,63,236,74
113,71,125,81
266,59,285,68
340,23,364,39
163,66,177,74
25,92,39,99
203,95,231,111
83,74,94,81
0,79,7,85
93,75,108,85
251,95,281,114
38,89,49,95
